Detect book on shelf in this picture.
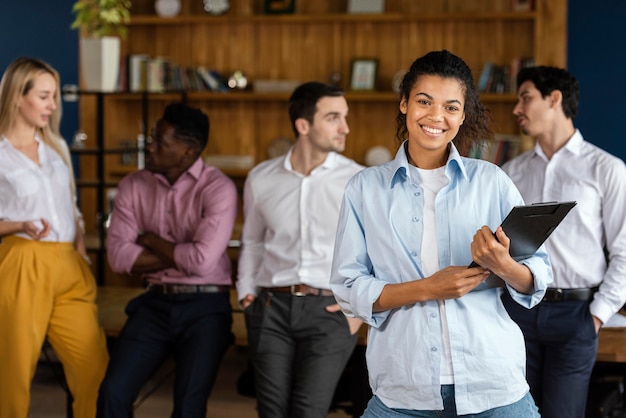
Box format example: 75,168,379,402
146,57,168,93
511,0,534,12
196,67,229,92
477,57,535,94
121,54,233,93
469,134,522,166
477,61,493,93
127,54,149,92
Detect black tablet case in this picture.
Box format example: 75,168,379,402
470,201,577,291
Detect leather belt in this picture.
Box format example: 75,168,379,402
261,285,334,297
542,287,598,302
147,283,230,295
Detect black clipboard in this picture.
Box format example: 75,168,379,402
470,201,577,291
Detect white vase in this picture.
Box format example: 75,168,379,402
80,37,120,92
155,0,181,17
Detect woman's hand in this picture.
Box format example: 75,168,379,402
23,218,50,240
425,266,492,299
471,226,512,271
373,266,490,312
471,225,534,294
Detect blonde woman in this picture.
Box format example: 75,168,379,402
0,57,108,418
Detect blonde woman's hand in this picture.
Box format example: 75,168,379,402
23,218,50,240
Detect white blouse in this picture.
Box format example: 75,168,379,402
0,135,76,242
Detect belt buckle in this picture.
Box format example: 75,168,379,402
554,288,563,301
291,285,306,297
546,288,563,302
148,283,168,294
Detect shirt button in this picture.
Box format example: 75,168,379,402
415,192,421,196
410,252,417,257
431,347,437,352
430,313,437,318
412,217,419,222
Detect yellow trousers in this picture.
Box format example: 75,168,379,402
0,236,109,418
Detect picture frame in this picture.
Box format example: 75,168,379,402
264,0,296,14
350,58,378,91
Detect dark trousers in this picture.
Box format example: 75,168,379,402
244,291,358,418
502,291,598,418
97,291,233,418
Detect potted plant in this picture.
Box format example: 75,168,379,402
71,0,131,92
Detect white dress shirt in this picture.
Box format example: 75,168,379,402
236,149,363,299
502,129,626,324
0,135,76,242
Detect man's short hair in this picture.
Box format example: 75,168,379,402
517,66,579,120
288,82,344,137
161,102,210,149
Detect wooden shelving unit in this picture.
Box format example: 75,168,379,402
77,0,567,285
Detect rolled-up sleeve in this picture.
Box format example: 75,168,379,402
507,245,553,308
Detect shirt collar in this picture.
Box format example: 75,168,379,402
153,157,204,186
282,147,338,174
387,140,467,187
532,128,582,160
561,128,583,156
0,134,43,147
185,157,204,179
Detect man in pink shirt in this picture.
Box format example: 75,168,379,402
97,103,238,418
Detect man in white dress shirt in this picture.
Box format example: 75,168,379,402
236,81,364,418
502,65,626,418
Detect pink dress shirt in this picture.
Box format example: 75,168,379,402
106,158,238,285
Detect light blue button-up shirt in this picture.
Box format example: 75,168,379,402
330,142,552,414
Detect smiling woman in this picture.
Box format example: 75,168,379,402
330,50,551,417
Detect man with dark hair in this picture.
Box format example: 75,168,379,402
502,66,626,418
97,102,238,418
237,81,364,418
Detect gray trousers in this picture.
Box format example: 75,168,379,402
244,290,358,418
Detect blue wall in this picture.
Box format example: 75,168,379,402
2,1,624,162
0,0,78,143
568,0,626,160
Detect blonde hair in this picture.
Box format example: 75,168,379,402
0,57,78,213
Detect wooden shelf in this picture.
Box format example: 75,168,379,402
78,0,566,285
96,90,517,103
71,146,141,154
129,11,536,26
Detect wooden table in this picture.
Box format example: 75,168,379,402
597,327,626,363
96,286,144,337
